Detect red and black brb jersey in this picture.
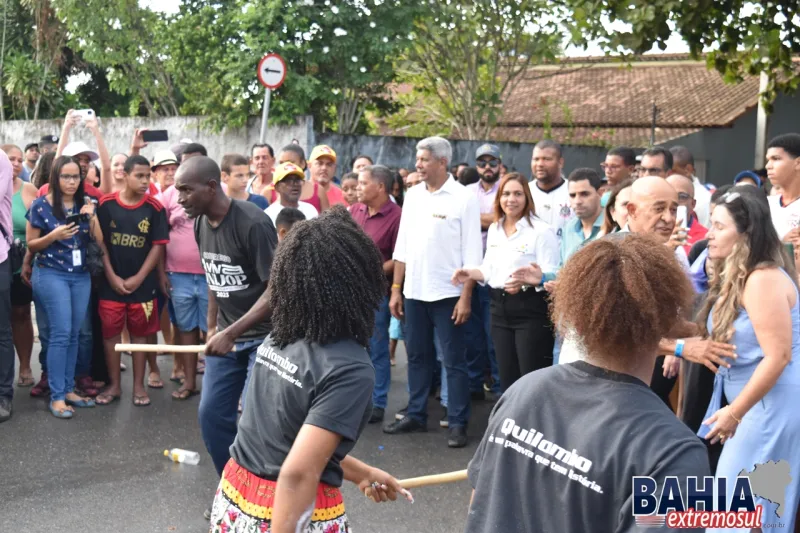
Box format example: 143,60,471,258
96,192,169,303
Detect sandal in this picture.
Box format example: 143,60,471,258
49,402,74,419
66,396,96,408
147,373,164,389
133,394,151,407
76,376,99,397
17,372,35,387
171,388,200,401
169,374,185,384
95,392,120,405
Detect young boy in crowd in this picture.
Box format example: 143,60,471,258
95,155,169,407
221,154,269,210
274,207,306,241
341,172,359,206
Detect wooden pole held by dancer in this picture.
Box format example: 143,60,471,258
115,344,207,354
398,469,468,489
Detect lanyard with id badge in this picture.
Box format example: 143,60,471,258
65,211,89,267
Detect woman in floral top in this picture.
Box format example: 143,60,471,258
26,156,105,419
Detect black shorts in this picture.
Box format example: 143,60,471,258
10,273,32,307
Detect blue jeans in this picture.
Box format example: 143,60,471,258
405,298,470,427
465,285,500,393
33,289,49,373
198,338,262,476
368,296,391,409
75,310,93,376
32,266,91,402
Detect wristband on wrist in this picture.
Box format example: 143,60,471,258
391,283,401,290
674,339,685,358
729,408,742,424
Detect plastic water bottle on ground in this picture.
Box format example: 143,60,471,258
164,448,200,465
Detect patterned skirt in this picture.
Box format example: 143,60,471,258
210,459,350,533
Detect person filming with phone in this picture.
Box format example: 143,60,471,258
26,156,105,419
666,173,708,255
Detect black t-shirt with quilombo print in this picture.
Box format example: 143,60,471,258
96,192,169,303
466,361,710,533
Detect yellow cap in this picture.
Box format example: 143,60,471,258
272,162,306,185
309,145,337,163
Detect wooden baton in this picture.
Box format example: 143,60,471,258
115,344,207,354
398,469,468,489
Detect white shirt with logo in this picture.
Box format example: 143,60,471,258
393,178,483,302
768,195,800,241
528,179,573,244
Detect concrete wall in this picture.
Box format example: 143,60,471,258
0,115,314,162
316,132,609,177
663,92,800,186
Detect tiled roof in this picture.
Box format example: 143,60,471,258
502,58,760,129
483,126,701,148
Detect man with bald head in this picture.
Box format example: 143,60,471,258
666,173,708,254
175,156,278,481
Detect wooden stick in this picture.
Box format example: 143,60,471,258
398,469,468,489
115,344,206,354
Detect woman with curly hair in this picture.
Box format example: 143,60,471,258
465,233,710,532
210,206,411,533
697,187,800,532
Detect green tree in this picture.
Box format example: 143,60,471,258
388,0,563,140
562,0,800,110
54,0,181,117
166,0,417,132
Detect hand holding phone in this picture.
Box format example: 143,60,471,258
74,109,95,123
676,205,688,230
66,213,89,226
141,130,169,143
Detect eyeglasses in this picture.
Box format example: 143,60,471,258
640,167,665,175
476,160,499,169
59,174,81,182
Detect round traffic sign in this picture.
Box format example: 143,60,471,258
257,53,287,90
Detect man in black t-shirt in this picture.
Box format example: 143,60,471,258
95,155,169,407
174,156,277,477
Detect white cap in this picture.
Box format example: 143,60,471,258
63,141,99,161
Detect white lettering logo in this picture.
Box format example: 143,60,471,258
202,259,250,293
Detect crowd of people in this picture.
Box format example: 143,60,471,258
1,107,799,532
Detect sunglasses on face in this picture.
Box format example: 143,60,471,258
476,159,500,169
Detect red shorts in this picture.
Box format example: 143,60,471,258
98,299,160,339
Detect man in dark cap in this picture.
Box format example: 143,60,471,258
38,135,58,154
21,143,39,182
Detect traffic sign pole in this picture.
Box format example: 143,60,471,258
260,88,271,144
256,53,287,145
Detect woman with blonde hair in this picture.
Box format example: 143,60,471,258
452,172,559,390
698,186,800,532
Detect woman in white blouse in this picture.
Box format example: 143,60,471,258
452,173,559,391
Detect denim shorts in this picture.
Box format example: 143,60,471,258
167,272,209,333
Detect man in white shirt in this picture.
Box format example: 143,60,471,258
464,144,502,397
528,140,573,243
670,145,712,228
765,133,800,245
264,162,319,225
385,136,482,448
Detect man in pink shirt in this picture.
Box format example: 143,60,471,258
0,150,14,422
309,145,346,208
157,181,207,400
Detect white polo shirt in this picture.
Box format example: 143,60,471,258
528,179,573,243
393,177,482,302
768,194,800,241
264,201,319,226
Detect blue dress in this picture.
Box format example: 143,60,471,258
699,269,800,531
